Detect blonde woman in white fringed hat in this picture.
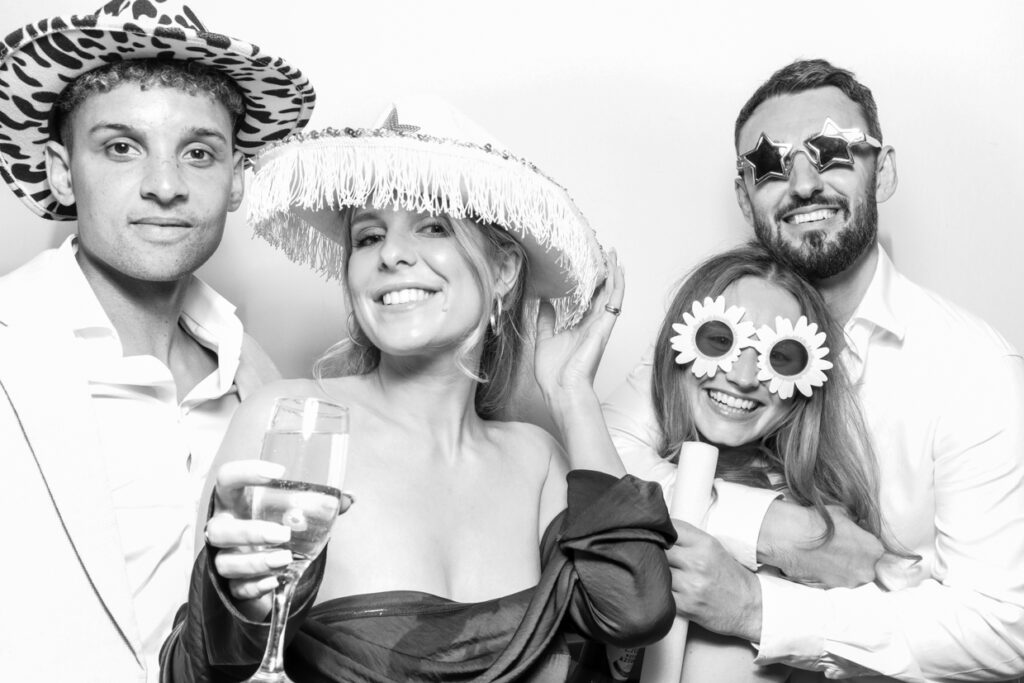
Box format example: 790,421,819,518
162,99,677,682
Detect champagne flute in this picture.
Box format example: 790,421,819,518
245,397,349,683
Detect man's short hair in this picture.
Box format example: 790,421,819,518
54,58,246,151
734,59,882,149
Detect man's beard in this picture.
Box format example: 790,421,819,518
753,186,878,281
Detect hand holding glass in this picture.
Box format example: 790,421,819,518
245,397,349,683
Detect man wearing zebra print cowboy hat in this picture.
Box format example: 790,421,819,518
0,2,314,680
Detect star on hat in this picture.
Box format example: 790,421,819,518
380,106,421,134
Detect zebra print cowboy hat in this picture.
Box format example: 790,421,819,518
249,98,607,329
0,0,316,221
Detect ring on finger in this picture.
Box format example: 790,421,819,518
604,304,622,316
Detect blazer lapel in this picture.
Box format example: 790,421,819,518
0,319,142,658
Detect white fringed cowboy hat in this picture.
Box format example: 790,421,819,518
249,99,607,329
0,0,316,221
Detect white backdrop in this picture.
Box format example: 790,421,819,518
2,0,1022,393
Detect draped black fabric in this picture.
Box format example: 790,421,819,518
161,471,677,683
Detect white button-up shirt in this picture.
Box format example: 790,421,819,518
54,237,243,682
602,246,1024,681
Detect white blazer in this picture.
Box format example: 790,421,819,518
0,250,278,681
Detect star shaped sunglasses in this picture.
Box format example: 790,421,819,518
736,117,882,186
669,296,834,399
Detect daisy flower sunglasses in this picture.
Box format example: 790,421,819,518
669,296,834,399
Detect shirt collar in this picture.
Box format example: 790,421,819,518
56,235,244,394
179,278,243,393
54,235,119,339
847,244,906,342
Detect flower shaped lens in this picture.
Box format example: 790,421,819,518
754,316,834,399
670,296,755,378
766,338,810,377
694,320,735,358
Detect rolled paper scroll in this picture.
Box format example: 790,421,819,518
639,441,719,683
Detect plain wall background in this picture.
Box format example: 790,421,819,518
2,0,1022,395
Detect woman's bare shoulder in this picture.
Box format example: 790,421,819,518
486,419,566,472
489,420,570,533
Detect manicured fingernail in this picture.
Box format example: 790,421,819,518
254,461,287,480
267,549,293,568
264,524,291,544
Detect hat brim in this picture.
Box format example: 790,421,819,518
249,130,607,329
0,14,315,220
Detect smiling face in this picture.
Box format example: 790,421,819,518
46,83,244,284
346,207,490,358
735,87,892,280
682,276,801,446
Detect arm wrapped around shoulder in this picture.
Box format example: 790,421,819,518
553,470,678,648
159,546,325,682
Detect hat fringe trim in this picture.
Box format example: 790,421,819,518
253,211,347,279
249,140,604,329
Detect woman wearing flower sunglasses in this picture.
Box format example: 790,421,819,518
639,242,903,682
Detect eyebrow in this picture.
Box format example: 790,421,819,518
188,126,230,144
351,210,381,223
86,122,133,137
85,122,230,145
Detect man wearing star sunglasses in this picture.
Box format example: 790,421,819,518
603,59,1024,681
732,65,895,301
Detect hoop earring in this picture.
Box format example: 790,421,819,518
489,296,504,335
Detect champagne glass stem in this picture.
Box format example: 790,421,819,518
249,561,310,683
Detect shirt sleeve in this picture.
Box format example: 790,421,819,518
550,470,678,648
601,355,779,570
754,354,1024,681
706,480,780,571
